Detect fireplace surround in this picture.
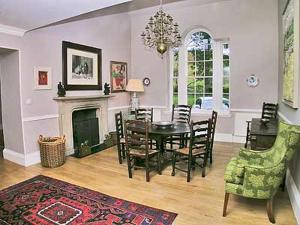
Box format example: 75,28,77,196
53,95,113,155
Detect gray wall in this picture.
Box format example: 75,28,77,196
0,51,24,154
130,0,279,133
278,0,300,198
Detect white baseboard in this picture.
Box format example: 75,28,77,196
232,135,245,144
214,133,245,144
24,151,40,166
3,148,25,166
3,149,41,166
286,169,300,224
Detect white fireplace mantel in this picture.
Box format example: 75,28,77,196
53,95,114,154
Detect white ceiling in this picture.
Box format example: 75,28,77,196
0,0,131,32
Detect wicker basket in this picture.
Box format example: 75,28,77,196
38,135,66,168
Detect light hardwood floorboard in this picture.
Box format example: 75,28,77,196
0,142,296,225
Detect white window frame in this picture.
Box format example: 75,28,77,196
169,28,230,115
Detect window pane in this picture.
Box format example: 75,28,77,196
188,48,195,61
199,95,213,110
196,48,204,61
187,78,195,93
173,50,179,77
195,94,204,109
223,77,229,94
205,61,213,76
205,45,213,60
222,43,230,110
173,94,178,105
196,62,204,77
196,78,204,94
223,94,230,110
188,94,195,106
223,44,230,60
188,62,196,77
223,60,229,76
205,78,213,93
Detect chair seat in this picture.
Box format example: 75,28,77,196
224,157,244,185
129,148,159,157
120,138,125,144
176,146,205,156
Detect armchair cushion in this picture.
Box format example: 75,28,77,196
224,157,244,185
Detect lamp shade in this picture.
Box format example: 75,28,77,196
126,79,144,92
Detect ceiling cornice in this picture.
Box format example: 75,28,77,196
0,24,26,37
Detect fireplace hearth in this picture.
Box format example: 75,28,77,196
53,95,113,155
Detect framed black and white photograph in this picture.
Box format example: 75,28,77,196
62,41,102,90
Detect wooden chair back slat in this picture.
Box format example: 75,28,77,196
172,104,192,124
261,102,278,119
135,108,153,122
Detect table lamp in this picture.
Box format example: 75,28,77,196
126,79,144,112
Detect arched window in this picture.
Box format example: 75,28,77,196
171,29,230,112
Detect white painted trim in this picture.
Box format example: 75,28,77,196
214,133,245,144
215,133,232,142
286,169,300,225
24,151,40,166
230,108,262,113
0,24,26,37
140,105,167,109
3,148,25,166
22,114,59,122
108,105,129,111
278,111,292,124
232,135,246,144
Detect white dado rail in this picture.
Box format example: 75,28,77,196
53,95,113,154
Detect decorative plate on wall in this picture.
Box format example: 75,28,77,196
143,77,151,86
246,74,259,87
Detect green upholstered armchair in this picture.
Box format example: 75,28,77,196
223,121,300,223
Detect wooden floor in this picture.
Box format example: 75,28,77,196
0,142,296,225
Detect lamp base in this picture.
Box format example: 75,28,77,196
130,92,139,112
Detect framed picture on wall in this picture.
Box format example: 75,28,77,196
110,61,128,92
34,66,52,90
282,0,300,108
62,41,102,90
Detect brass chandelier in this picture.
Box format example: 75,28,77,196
141,0,182,56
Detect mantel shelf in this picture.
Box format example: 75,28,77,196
53,95,115,101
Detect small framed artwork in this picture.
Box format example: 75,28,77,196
110,61,127,92
62,41,102,90
34,66,52,90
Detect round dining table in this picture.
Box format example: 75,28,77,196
149,122,191,152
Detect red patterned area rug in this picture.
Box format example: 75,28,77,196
0,175,177,225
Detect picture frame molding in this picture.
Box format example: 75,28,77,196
62,41,102,91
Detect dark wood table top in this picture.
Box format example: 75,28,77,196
149,122,190,136
250,118,278,136
128,122,190,137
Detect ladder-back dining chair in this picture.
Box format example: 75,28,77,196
167,104,192,149
124,120,161,182
245,102,278,148
171,119,212,182
115,111,125,164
